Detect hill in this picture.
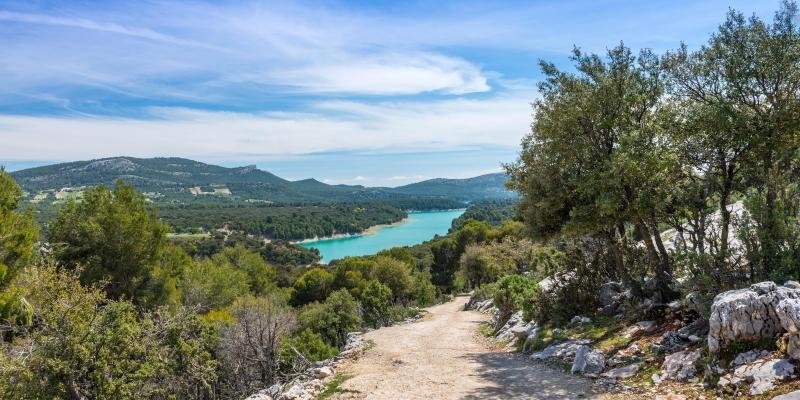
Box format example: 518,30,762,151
390,173,515,202
10,157,513,205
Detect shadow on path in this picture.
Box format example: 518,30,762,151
460,351,599,400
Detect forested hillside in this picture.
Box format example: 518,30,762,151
10,157,513,205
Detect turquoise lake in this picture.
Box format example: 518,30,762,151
300,209,465,263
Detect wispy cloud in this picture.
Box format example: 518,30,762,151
0,89,532,162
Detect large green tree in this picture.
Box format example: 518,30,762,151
507,44,679,301
48,180,170,305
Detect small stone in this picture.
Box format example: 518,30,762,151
313,366,333,379
601,363,642,379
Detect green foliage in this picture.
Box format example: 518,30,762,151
48,180,171,306
297,289,362,348
0,265,218,399
451,199,517,230
214,244,276,295
371,257,413,303
0,170,38,327
181,258,250,312
492,275,537,326
162,202,407,240
360,280,393,328
292,268,335,305
459,244,500,288
281,328,338,364
176,231,321,266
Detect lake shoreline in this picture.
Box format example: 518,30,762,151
292,216,413,244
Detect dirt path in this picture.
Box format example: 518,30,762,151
330,296,602,400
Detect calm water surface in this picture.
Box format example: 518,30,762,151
300,209,465,263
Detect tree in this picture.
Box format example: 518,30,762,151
181,258,249,312
459,244,499,288
48,180,169,306
371,256,413,303
667,2,800,280
0,170,38,326
360,280,392,328
507,44,679,301
214,244,276,295
291,267,334,305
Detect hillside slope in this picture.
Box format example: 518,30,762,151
10,157,514,204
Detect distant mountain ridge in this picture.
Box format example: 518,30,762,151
10,157,514,204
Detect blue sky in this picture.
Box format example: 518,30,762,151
0,0,777,186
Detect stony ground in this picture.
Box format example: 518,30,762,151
329,296,602,400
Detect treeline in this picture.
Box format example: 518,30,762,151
450,199,517,231
0,174,497,399
159,202,407,240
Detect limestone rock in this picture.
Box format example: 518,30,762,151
531,339,591,361
685,291,709,316
708,282,800,353
601,363,642,379
649,331,687,354
571,345,605,375
652,349,701,384
718,358,795,396
732,349,771,366
773,390,800,400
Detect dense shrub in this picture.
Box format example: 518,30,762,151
492,275,537,327
361,280,393,328
297,289,362,348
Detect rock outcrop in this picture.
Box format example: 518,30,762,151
708,282,800,353
718,358,795,395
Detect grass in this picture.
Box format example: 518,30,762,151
363,339,376,352
318,372,356,399
478,322,495,338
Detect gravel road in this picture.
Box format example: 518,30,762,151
330,296,602,400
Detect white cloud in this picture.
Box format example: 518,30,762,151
0,91,532,162
277,52,488,95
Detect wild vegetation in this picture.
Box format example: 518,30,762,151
0,172,511,399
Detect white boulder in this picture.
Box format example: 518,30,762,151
652,349,701,384
570,345,605,375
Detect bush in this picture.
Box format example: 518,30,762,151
297,289,362,348
492,274,537,327
361,280,392,328
218,296,295,398
279,328,338,375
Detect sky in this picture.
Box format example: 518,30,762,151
0,0,778,186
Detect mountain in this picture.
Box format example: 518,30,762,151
9,156,514,205
390,173,515,202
